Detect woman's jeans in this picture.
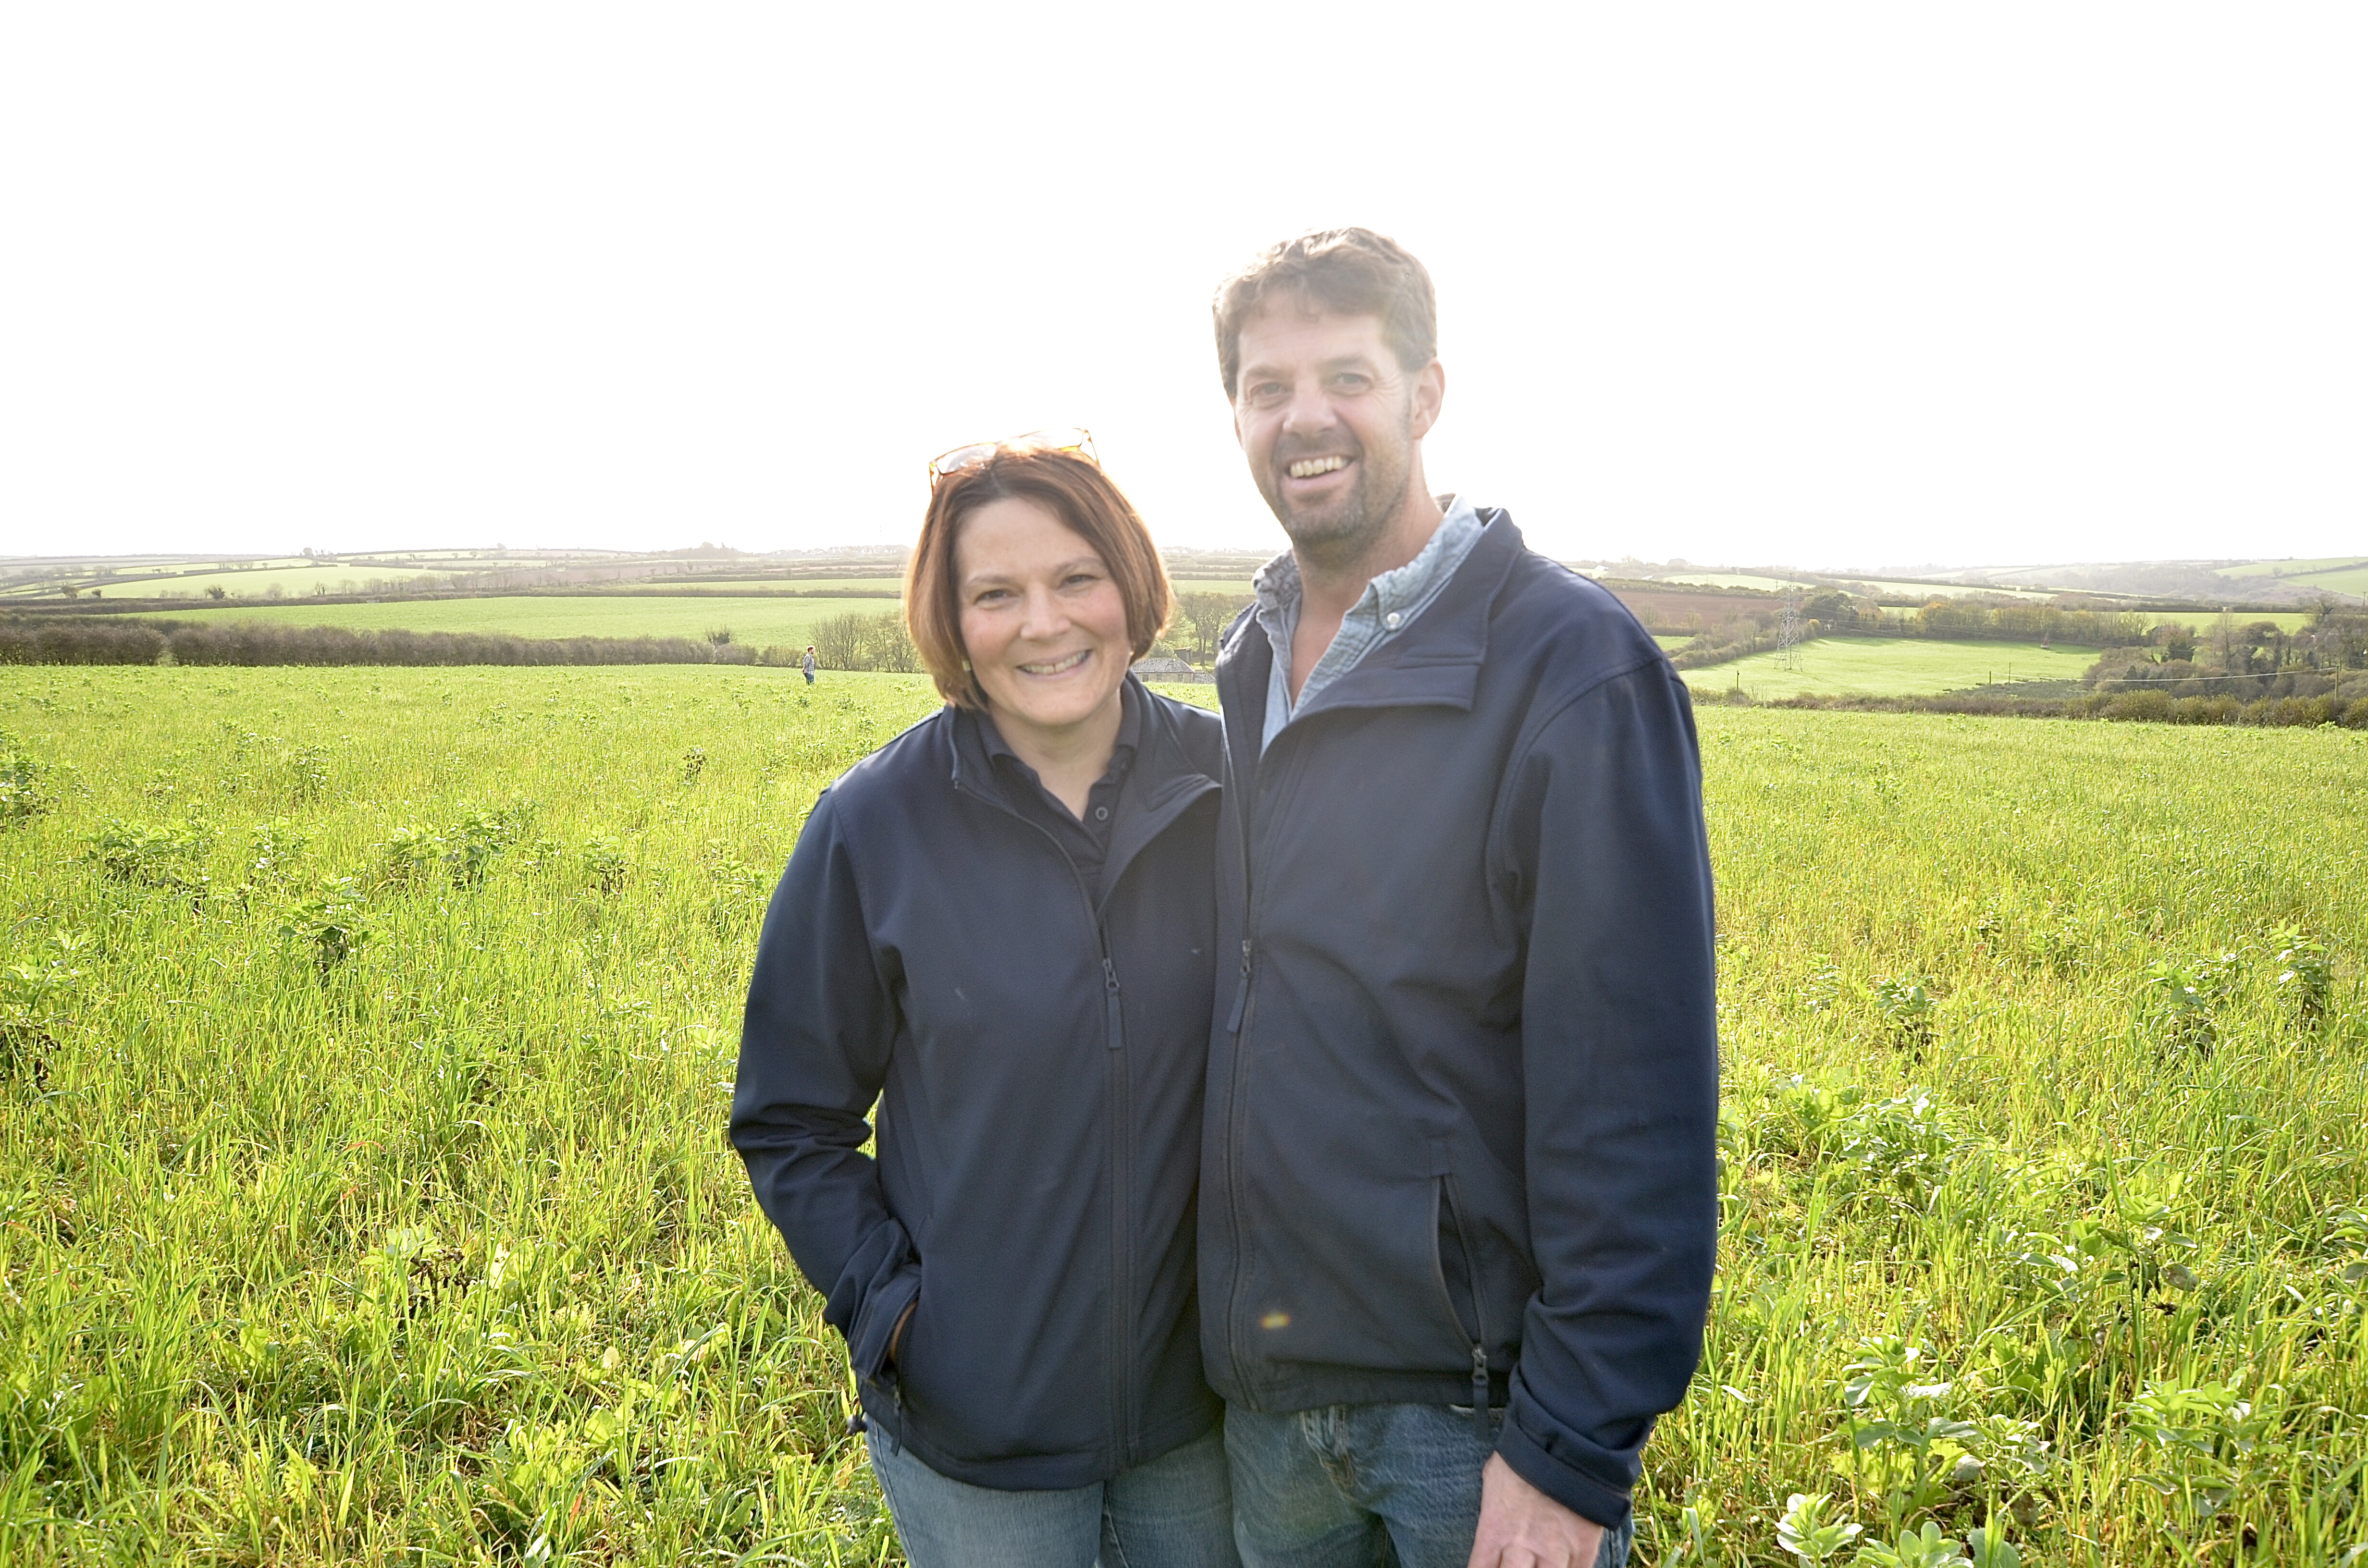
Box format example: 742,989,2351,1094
866,1423,1241,1568
1222,1404,1633,1568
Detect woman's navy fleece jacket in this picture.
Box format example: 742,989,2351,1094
732,681,1225,1490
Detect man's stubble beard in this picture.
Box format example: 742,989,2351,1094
1260,405,1417,576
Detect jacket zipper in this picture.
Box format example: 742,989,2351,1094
1100,951,1134,1462
952,767,1216,1468
1225,939,1253,1033
1442,1178,1494,1436
1220,691,1282,1401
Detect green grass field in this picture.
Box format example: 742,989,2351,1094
3,668,2365,1563
2284,565,2368,598
1682,638,2103,700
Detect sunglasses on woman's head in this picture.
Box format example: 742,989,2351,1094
927,428,1098,484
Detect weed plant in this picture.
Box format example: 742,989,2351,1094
0,672,2363,1564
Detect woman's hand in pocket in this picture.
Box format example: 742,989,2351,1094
888,1299,916,1366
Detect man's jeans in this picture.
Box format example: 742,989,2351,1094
867,1423,1241,1568
1223,1404,1633,1568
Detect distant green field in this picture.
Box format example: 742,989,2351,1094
161,595,900,647
1165,579,1259,598
159,583,1263,647
2215,611,2317,633
1679,637,2099,699
155,565,451,597
0,558,592,600
604,577,912,596
2214,555,2368,580
1663,573,1822,593
1833,578,2060,603
601,577,1259,599
1654,573,2060,604
2286,564,2368,597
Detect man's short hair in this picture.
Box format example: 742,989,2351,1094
905,448,1173,709
1212,228,1438,400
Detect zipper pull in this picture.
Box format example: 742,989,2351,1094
1225,939,1254,1034
1104,956,1124,1048
1470,1343,1492,1436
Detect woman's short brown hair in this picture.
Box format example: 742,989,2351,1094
905,447,1173,709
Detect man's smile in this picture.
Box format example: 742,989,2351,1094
1287,455,1349,479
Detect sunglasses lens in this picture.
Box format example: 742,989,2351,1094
928,429,1098,480
929,442,996,479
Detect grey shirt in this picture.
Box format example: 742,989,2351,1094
1253,493,1487,752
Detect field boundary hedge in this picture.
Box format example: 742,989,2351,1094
1704,686,2368,729
0,616,812,669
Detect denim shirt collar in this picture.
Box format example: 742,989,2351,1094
1252,493,1487,750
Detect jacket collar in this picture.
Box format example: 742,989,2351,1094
950,674,1174,804
1216,508,1523,761
973,674,1146,798
946,675,1220,911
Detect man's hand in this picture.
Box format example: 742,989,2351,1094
1467,1453,1605,1568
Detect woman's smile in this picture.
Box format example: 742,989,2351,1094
1016,648,1094,677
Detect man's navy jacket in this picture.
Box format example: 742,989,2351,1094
1199,511,1718,1529
733,683,1226,1489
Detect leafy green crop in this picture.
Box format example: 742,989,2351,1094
1,668,2363,1563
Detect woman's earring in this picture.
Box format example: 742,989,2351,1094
961,659,972,670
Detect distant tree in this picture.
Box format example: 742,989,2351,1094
1803,590,1859,627
811,609,917,672
2242,621,2285,673
206,585,228,600
1172,591,1253,663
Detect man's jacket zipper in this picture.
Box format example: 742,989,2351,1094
1443,1178,1494,1436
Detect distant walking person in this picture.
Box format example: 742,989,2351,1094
734,433,1238,1568
1198,229,1718,1568
802,644,818,684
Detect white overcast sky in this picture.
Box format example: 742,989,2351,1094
3,4,2362,570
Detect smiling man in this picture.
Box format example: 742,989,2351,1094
1198,229,1718,1568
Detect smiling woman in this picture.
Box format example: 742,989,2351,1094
730,439,1240,1568
904,443,1173,810
950,499,1135,813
